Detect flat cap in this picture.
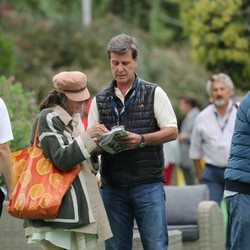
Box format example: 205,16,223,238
53,71,90,102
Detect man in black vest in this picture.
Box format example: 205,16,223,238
88,34,178,250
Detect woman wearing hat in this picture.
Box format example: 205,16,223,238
24,71,112,250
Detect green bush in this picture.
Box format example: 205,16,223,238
0,75,38,151
1,8,211,112
0,29,17,75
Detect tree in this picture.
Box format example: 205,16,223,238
0,76,38,151
175,0,250,90
92,0,182,43
0,0,82,23
0,29,16,75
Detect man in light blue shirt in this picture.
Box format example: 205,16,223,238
189,73,237,204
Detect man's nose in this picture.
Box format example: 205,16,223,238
117,64,124,72
217,89,223,95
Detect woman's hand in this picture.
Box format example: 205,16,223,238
87,123,109,138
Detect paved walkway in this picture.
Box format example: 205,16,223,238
0,204,39,250
1,206,182,250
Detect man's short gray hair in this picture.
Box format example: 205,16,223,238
206,73,234,95
107,34,138,59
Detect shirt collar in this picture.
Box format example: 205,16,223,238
53,105,72,126
112,73,139,103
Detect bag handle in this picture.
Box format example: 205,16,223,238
33,121,39,147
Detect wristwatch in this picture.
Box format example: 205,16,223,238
139,135,146,148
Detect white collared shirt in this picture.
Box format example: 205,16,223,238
0,98,13,143
88,86,177,129
189,101,237,167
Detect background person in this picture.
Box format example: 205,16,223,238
88,34,178,250
25,71,112,250
178,93,200,185
163,139,180,186
189,73,237,204
0,98,13,216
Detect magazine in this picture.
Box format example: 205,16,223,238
99,127,129,154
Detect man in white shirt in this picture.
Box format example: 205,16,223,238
88,34,178,250
189,73,237,204
0,98,13,216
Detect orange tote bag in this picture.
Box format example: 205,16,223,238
8,125,81,219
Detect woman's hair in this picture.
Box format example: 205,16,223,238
107,34,138,59
39,90,68,111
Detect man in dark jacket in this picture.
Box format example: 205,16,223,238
88,34,178,250
224,92,250,250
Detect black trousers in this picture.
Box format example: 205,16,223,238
0,188,5,217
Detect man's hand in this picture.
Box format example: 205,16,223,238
193,159,203,184
118,126,178,149
119,132,141,149
178,132,188,143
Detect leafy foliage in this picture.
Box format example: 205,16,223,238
0,29,17,75
140,45,210,111
175,0,250,90
1,11,108,99
2,0,82,22
0,76,38,151
0,0,211,112
92,0,183,43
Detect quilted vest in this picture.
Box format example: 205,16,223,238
96,77,164,187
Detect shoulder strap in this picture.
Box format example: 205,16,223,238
33,122,39,147
234,102,239,109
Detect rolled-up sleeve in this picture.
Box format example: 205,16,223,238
87,97,99,128
154,87,177,129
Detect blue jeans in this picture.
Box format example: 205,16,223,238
226,193,250,250
203,164,225,204
101,182,168,250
